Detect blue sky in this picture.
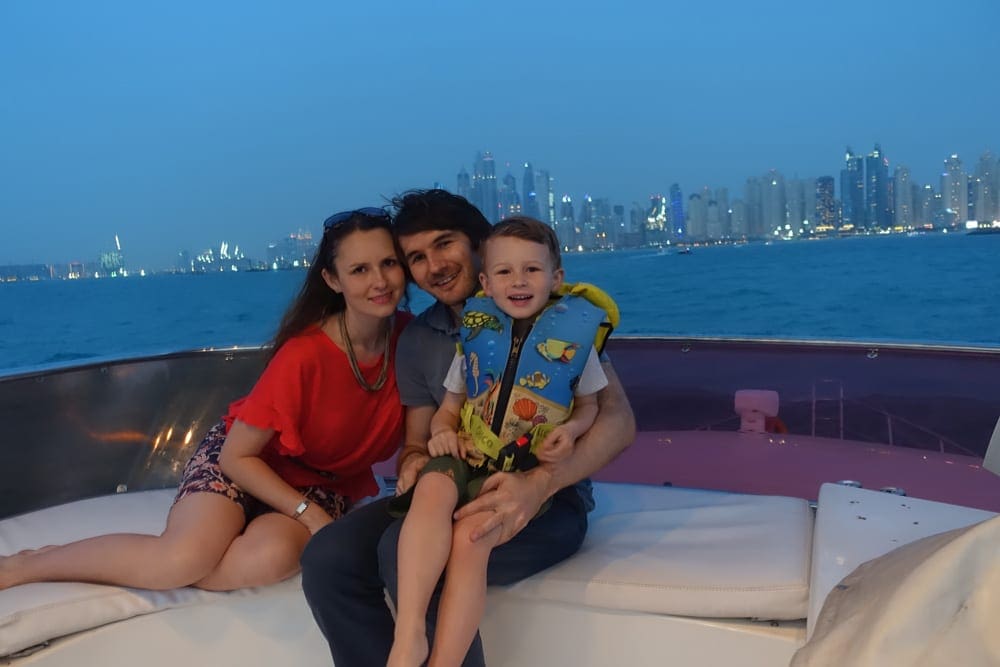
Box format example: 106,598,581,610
2,0,998,268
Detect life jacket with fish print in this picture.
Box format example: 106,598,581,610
457,282,618,472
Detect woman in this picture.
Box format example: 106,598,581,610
0,208,409,592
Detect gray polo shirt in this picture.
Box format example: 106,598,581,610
396,300,460,408
395,299,595,512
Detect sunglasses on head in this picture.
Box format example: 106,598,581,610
323,207,390,230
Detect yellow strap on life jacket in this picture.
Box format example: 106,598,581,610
460,402,558,471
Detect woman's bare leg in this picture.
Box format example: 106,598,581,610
429,512,501,667
0,493,244,590
387,473,459,667
195,511,311,590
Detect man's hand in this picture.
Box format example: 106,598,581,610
453,467,552,545
535,425,575,463
395,451,429,495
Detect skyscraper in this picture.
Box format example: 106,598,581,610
669,184,685,239
840,148,864,230
762,170,786,236
647,194,668,245
815,176,836,231
521,163,540,220
687,193,707,240
865,144,893,230
558,195,576,250
535,169,555,225
456,167,471,201
499,170,521,219
941,154,968,226
744,177,763,237
893,166,913,228
974,151,997,223
472,151,499,223
785,178,806,236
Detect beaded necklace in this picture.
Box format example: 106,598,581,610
339,313,392,392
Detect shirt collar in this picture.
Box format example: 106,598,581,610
425,300,461,337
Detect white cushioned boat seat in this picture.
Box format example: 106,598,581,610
507,482,813,621
1,482,813,659
0,489,307,659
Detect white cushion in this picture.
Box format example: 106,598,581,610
508,483,813,620
0,489,301,658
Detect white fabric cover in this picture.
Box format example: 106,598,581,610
507,482,813,620
791,515,1000,666
805,482,996,635
0,489,301,658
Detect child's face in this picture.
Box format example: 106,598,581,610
480,236,564,321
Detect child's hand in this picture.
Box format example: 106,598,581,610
536,426,575,463
428,430,463,459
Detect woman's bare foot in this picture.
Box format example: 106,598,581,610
387,625,429,667
0,545,57,589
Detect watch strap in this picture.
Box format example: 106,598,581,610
291,499,310,519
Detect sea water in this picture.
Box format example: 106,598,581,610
1,232,997,374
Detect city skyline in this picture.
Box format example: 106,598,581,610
2,1,998,268
2,140,998,275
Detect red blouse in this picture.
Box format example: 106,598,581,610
224,312,412,501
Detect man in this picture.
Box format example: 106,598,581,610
301,189,635,667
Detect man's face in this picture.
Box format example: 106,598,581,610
397,229,481,308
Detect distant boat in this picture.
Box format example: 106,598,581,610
967,226,1000,235
677,246,692,255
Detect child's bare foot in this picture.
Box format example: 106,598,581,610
387,626,429,667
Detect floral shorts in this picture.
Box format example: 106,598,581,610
174,422,349,523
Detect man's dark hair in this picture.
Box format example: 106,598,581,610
390,189,493,251
486,216,562,269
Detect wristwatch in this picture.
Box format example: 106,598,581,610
291,499,310,519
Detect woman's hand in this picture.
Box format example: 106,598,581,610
296,502,335,535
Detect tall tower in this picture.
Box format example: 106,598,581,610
499,170,521,220
456,167,472,201
669,183,685,239
941,154,968,226
744,177,763,237
686,193,707,240
558,195,576,250
521,163,540,220
974,151,996,223
762,170,786,236
840,148,864,230
893,166,913,228
785,178,806,236
646,194,668,246
535,169,555,226
715,187,731,238
472,152,499,223
815,176,836,230
865,144,893,230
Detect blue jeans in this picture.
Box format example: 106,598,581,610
300,487,588,667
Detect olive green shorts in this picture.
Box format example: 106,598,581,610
387,455,488,517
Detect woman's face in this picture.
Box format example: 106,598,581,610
323,228,406,321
